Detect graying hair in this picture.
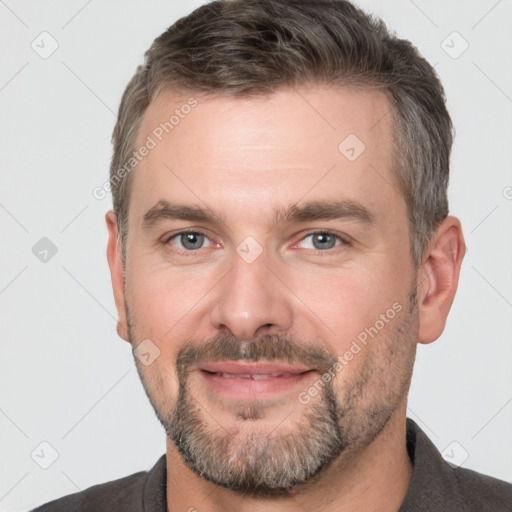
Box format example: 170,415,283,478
110,0,452,267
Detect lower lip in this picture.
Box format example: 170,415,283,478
198,370,315,398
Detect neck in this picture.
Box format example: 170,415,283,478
165,404,413,512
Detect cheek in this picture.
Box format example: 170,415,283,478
133,353,181,418
126,261,213,340
126,273,185,405
290,265,403,350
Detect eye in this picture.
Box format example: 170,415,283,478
297,231,346,251
165,231,214,251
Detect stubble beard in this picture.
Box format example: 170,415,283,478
128,289,418,498
167,370,345,497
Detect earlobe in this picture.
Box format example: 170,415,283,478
105,211,130,343
417,216,466,345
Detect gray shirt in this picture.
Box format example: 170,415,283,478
31,418,512,511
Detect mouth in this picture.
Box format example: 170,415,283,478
196,361,316,398
205,372,302,379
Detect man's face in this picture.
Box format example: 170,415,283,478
119,85,419,495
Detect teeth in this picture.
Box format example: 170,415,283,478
218,372,291,379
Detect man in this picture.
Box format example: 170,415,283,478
32,0,512,510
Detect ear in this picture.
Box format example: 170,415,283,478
105,211,130,342
417,216,466,344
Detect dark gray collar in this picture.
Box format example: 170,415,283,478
398,418,465,511
142,452,167,512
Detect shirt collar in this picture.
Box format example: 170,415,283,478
142,453,167,512
398,418,464,511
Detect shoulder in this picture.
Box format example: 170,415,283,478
452,465,512,511
30,470,147,512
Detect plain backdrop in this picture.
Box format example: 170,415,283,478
0,0,511,510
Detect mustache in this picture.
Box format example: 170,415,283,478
176,332,338,378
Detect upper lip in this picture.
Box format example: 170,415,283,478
198,361,312,376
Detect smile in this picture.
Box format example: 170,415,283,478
205,371,299,379
196,361,315,398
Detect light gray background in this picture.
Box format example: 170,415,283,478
1,1,511,510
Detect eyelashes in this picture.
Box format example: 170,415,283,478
163,229,350,255
165,231,215,252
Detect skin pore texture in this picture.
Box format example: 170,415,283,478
106,85,466,512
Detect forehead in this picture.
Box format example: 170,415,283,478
129,85,402,228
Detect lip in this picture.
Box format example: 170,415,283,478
196,361,315,398
199,361,312,376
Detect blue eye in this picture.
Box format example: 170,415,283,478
167,231,213,251
298,231,345,251
163,230,347,255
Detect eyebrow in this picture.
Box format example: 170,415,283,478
141,199,375,230
273,200,375,227
142,200,225,229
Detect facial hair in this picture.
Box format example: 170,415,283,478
127,288,418,498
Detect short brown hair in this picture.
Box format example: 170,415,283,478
110,0,453,267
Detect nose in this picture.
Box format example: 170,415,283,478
209,249,294,341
